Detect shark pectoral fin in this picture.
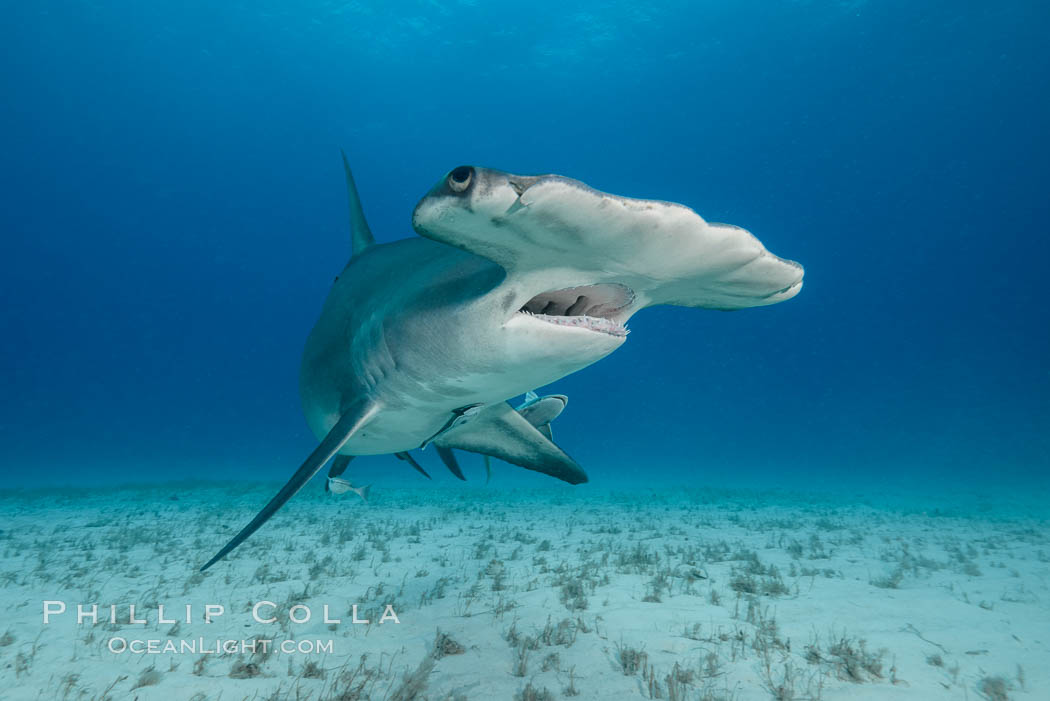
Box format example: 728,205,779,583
325,454,355,492
435,446,467,481
438,403,587,485
538,423,553,441
201,400,381,571
395,451,432,480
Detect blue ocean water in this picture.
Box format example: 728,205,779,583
2,0,1047,494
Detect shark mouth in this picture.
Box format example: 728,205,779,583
518,283,634,337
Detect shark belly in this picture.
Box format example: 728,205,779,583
337,355,602,455
298,239,623,456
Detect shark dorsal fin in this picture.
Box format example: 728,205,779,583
340,149,376,258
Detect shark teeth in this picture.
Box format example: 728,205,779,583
520,311,629,337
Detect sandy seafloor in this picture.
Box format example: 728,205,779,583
0,482,1046,701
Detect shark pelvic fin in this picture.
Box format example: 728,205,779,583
201,400,380,570
437,403,587,485
436,446,467,480
340,149,375,258
395,451,432,479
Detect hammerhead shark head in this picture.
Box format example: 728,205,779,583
200,156,803,570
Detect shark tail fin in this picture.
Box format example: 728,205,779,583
341,150,376,258
201,399,380,571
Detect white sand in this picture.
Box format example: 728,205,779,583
0,483,1045,700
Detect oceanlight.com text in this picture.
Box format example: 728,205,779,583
107,637,336,655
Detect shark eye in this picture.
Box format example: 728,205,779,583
448,166,473,193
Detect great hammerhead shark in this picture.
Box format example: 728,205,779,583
200,156,803,570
